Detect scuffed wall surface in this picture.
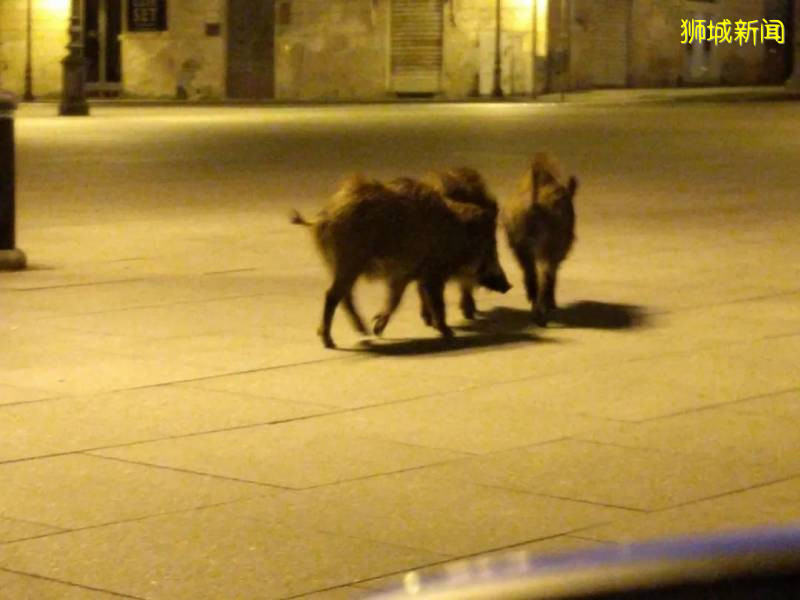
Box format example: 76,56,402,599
121,0,225,99
0,2,69,97
275,0,388,100
442,0,534,97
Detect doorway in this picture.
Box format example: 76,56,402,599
390,0,443,95
226,0,275,99
84,0,122,96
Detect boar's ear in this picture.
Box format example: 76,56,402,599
566,176,578,198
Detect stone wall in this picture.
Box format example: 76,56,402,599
628,0,769,87
0,1,69,98
274,0,388,100
442,0,535,98
120,0,225,99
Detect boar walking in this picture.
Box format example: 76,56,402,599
504,153,577,325
419,167,500,324
291,175,510,348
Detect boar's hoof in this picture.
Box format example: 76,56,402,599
460,297,477,320
531,306,548,327
317,326,336,349
372,314,390,336
420,307,433,327
437,325,455,339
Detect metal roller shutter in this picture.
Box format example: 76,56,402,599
390,0,443,94
585,0,629,87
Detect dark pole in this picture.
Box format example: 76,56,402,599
0,94,27,271
786,0,800,91
491,0,503,98
59,0,90,116
24,0,34,101
560,0,567,101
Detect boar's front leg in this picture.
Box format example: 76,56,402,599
511,242,538,307
373,277,410,336
420,277,454,339
533,259,556,326
459,281,477,320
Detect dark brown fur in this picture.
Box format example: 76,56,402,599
291,175,510,348
504,153,577,325
419,167,501,324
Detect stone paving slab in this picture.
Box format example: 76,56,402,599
91,420,468,489
419,439,792,511
0,384,333,462
579,476,800,544
0,571,132,600
2,100,800,598
207,471,634,557
0,454,271,529
0,507,443,600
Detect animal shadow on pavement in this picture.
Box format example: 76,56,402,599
461,301,649,332
353,330,548,356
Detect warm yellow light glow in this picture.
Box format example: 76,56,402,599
39,0,71,18
535,0,548,56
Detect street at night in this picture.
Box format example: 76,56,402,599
1,94,800,598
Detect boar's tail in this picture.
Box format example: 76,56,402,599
289,209,313,227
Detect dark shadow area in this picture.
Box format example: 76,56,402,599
551,300,649,330
668,91,800,104
453,306,537,335
461,301,650,332
349,330,551,357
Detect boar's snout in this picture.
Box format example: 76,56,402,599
479,271,512,294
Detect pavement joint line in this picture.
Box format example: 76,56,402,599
8,277,148,292
201,267,259,275
631,385,800,423
665,288,800,313
0,566,145,599
0,495,278,548
0,382,485,467
346,526,615,593
467,481,650,514
761,330,800,341
421,327,800,404
33,290,273,319
82,452,290,490
643,472,800,514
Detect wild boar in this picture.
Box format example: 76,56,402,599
291,174,510,348
504,153,577,325
419,167,500,324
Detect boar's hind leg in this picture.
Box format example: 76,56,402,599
373,277,410,336
459,282,477,320
342,293,368,334
417,282,433,327
318,275,357,348
421,278,453,338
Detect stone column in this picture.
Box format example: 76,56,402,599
0,93,27,271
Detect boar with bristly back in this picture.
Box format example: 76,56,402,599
418,167,500,325
504,153,577,325
291,175,511,348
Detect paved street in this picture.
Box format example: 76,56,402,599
1,93,800,599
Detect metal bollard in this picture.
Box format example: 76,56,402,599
0,92,27,271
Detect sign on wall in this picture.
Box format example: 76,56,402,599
128,0,168,32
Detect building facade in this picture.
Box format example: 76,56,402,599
0,0,791,101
